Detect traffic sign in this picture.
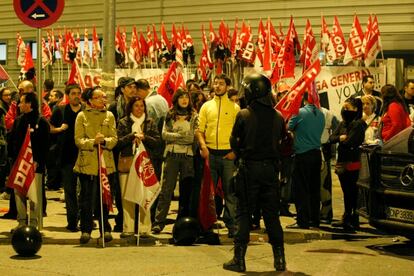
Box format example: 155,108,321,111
13,0,65,28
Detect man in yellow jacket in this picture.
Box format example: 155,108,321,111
196,74,240,237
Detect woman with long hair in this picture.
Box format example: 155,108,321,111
380,84,411,142
330,97,367,231
152,88,198,234
116,96,161,238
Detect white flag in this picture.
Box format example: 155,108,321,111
124,143,160,213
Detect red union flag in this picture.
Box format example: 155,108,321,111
364,15,382,67
270,17,296,84
98,145,113,212
124,143,160,213
67,61,86,90
343,15,364,64
92,26,101,65
158,61,185,106
16,32,26,67
326,16,346,62
198,160,217,231
320,15,330,52
7,127,37,203
300,19,318,70
275,59,321,120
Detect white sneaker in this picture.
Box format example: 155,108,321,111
0,192,10,200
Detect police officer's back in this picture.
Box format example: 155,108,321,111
224,73,287,272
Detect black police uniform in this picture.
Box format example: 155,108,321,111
223,74,287,272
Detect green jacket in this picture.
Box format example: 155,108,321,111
74,106,118,175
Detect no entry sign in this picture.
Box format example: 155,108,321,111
13,0,65,28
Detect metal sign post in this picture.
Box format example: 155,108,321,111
13,0,65,231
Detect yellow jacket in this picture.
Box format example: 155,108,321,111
198,95,240,150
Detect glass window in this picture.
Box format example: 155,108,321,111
0,43,6,65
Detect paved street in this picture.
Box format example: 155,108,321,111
0,176,413,275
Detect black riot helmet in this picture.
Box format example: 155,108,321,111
240,73,273,106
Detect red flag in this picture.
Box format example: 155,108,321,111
326,16,347,63
198,160,217,231
0,64,9,84
16,33,26,67
219,20,229,46
256,19,266,65
58,29,64,60
229,18,239,57
364,15,382,67
290,17,301,56
92,26,101,65
152,24,161,52
48,29,58,60
275,59,321,120
75,30,83,65
83,28,91,66
139,31,149,58
98,145,113,212
67,61,86,90
180,25,187,51
263,20,272,72
270,17,296,84
184,27,194,48
266,19,281,59
115,26,122,56
300,20,319,107
124,143,161,213
7,127,37,204
146,25,155,60
343,15,364,64
121,27,129,64
361,15,372,56
197,48,210,81
301,20,318,70
129,26,141,67
209,20,218,44
160,22,171,51
172,24,183,67
41,36,51,68
22,45,35,73
64,30,76,64
239,21,255,63
157,61,184,106
320,15,330,52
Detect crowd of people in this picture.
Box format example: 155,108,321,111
0,73,413,272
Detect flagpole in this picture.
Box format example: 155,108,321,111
137,210,140,246
98,144,105,248
27,199,31,227
0,64,18,91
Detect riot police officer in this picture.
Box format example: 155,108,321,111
223,73,287,272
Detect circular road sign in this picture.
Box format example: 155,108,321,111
13,0,65,28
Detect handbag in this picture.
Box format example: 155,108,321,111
118,155,133,173
334,162,347,175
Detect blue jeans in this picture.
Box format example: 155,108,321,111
208,153,237,232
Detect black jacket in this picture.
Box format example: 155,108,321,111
329,119,367,163
117,116,162,161
9,111,50,173
230,102,287,161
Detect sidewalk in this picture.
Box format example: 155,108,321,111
0,175,385,247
